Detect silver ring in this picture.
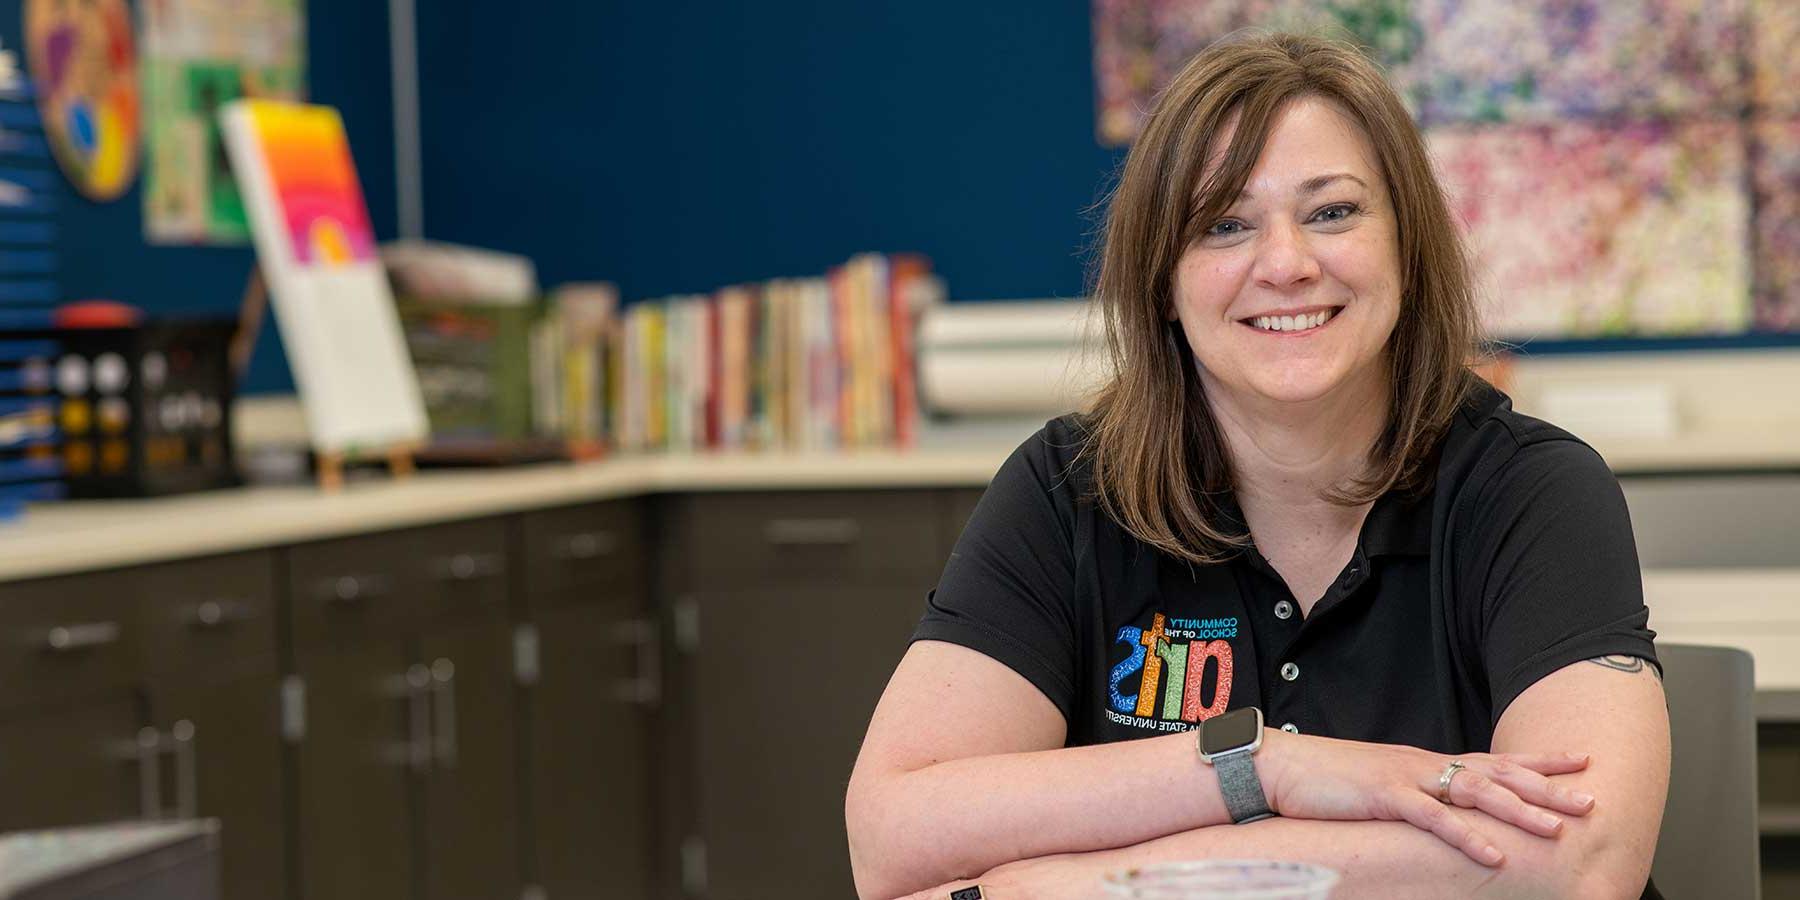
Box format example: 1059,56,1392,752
1437,760,1467,804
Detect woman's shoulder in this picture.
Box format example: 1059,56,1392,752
988,413,1098,508
1442,377,1621,509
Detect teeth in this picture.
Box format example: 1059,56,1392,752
1250,309,1337,332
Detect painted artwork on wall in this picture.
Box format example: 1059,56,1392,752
24,0,141,201
1092,0,1795,338
141,0,305,244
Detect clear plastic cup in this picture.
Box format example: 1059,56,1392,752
1098,860,1340,899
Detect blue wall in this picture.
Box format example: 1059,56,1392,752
415,0,1122,303
19,1,1121,394
0,0,397,394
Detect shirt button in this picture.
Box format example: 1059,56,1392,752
1281,723,1300,734
1280,662,1300,682
1274,600,1294,620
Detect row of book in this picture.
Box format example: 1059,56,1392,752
530,253,942,455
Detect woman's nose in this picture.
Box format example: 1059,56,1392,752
1252,221,1322,289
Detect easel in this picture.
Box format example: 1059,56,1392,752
231,265,418,493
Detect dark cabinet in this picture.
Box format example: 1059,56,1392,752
518,501,654,900
659,491,944,900
139,551,286,900
0,697,144,830
288,519,520,900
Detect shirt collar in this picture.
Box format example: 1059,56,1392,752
1216,481,1432,563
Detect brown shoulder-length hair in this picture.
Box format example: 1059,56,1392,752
1079,31,1481,565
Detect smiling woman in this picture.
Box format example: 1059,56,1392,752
847,31,1668,900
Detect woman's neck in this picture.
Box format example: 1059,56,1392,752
1200,365,1391,516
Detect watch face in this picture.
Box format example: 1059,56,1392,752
1201,708,1261,756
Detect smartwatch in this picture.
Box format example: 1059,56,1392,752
1196,706,1275,824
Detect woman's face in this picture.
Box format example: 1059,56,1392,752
1170,96,1402,410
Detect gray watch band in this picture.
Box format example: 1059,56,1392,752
1215,749,1275,824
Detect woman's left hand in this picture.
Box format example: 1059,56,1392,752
896,853,1098,900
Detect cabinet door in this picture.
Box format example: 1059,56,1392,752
148,669,286,900
417,616,521,900
689,586,926,900
294,641,418,900
0,697,143,830
527,602,653,900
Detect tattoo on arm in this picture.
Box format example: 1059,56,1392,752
1585,655,1661,680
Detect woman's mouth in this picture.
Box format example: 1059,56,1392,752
1239,306,1343,335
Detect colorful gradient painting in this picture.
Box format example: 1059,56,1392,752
242,102,375,269
1093,0,1796,337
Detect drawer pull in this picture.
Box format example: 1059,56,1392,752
324,574,393,603
189,599,250,629
762,517,861,546
170,720,197,819
610,619,661,706
432,552,506,582
45,621,121,652
552,530,617,561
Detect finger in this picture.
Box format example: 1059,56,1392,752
1496,751,1591,776
1480,758,1598,817
1398,794,1505,867
1448,767,1565,838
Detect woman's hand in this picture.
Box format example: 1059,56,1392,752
1260,729,1596,866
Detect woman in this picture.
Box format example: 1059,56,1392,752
846,32,1670,900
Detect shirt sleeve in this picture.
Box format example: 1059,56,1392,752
912,424,1081,724
1461,438,1661,726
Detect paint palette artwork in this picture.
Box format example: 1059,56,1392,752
24,0,140,200
1429,120,1751,338
1752,117,1800,330
1750,0,1800,112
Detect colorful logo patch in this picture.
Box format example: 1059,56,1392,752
1107,612,1237,731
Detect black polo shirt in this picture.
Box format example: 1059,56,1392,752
914,379,1663,892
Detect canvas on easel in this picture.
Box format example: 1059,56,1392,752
218,98,427,488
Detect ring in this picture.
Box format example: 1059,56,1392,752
950,888,987,900
1437,760,1467,804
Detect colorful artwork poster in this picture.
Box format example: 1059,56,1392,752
1429,120,1750,338
142,0,305,244
1093,0,1791,337
244,102,375,269
24,0,141,201
1752,117,1800,330
1750,0,1800,112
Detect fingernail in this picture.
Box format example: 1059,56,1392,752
1568,752,1590,762
1539,813,1562,832
1573,792,1595,808
1482,845,1504,865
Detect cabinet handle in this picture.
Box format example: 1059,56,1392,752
44,621,121,652
551,530,617,561
187,599,250,629
610,619,661,706
430,658,458,769
170,719,197,819
136,727,162,820
322,573,394,603
762,517,860,546
431,552,505,582
406,663,432,773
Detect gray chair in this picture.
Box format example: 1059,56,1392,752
1651,643,1761,900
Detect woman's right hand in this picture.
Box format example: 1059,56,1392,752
1256,728,1597,866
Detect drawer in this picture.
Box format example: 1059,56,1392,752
139,551,280,676
669,491,941,590
414,517,511,624
0,568,142,711
521,501,645,611
287,529,427,649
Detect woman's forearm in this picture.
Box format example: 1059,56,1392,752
848,727,1259,899
1092,812,1580,899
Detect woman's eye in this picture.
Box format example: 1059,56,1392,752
1206,219,1244,237
1314,203,1359,223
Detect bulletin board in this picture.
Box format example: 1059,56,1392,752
1092,0,1800,341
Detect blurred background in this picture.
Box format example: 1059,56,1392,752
0,1,1793,898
